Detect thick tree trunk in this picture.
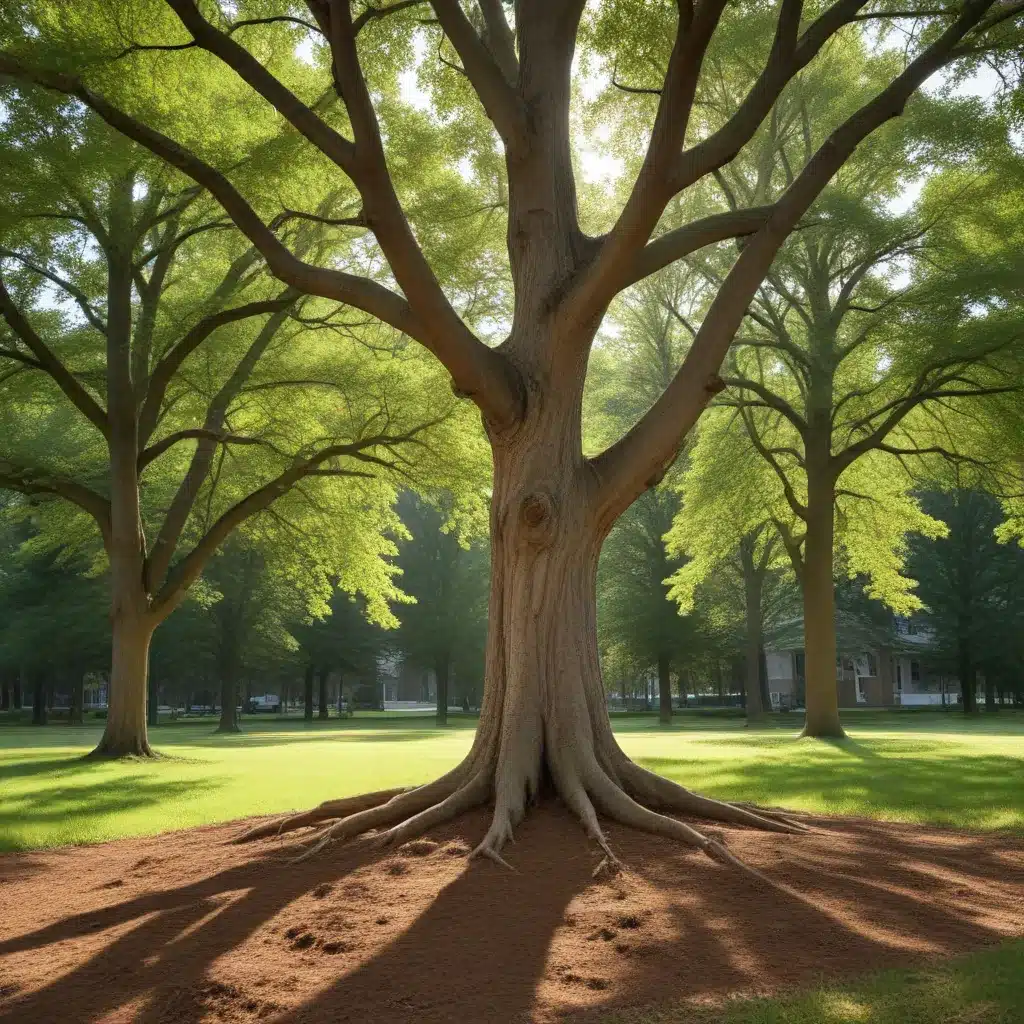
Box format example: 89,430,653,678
435,652,449,727
69,673,84,725
318,667,329,720
801,460,844,738
657,652,672,725
92,612,156,756
31,673,47,726
1,673,9,712
303,663,314,723
12,675,21,710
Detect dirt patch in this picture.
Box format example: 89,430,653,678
0,803,1022,1024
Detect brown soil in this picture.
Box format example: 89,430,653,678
1,804,1022,1024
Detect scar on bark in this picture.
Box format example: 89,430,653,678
233,745,813,886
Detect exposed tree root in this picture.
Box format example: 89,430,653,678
233,743,810,889
232,787,411,843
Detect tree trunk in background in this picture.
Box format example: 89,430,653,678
657,651,672,725
800,456,844,738
958,630,977,713
1,674,9,712
759,646,771,712
31,673,46,725
318,667,329,720
983,674,996,712
69,673,84,725
13,674,21,709
216,666,240,733
303,664,314,722
740,540,766,722
435,651,449,727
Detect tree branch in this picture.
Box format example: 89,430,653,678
621,207,774,288
0,249,108,333
137,429,265,470
720,376,809,435
138,290,299,447
588,0,995,520
478,0,519,84
429,0,526,143
149,425,438,617
0,459,111,548
0,274,109,438
164,0,359,175
0,53,424,338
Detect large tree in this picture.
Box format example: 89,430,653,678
3,0,1021,866
677,120,1023,734
0,84,467,755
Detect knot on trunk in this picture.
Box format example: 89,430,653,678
519,489,558,546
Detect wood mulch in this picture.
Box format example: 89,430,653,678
1,802,1022,1023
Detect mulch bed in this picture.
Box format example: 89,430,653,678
1,802,1022,1023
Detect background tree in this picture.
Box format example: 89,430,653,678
390,492,489,726
3,0,1021,867
0,83,473,755
679,105,1023,735
910,488,1024,711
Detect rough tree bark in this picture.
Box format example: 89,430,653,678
8,0,1003,866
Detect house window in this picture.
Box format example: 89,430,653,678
911,661,921,682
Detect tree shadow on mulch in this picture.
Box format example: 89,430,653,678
0,804,1022,1024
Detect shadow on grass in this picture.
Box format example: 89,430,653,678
0,775,218,852
636,747,1024,831
177,728,451,748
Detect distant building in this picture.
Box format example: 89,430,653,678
376,652,437,707
765,615,964,709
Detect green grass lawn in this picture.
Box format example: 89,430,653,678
1,709,1022,851
603,940,1024,1024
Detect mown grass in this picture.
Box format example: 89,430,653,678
602,940,1024,1024
1,708,1021,851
